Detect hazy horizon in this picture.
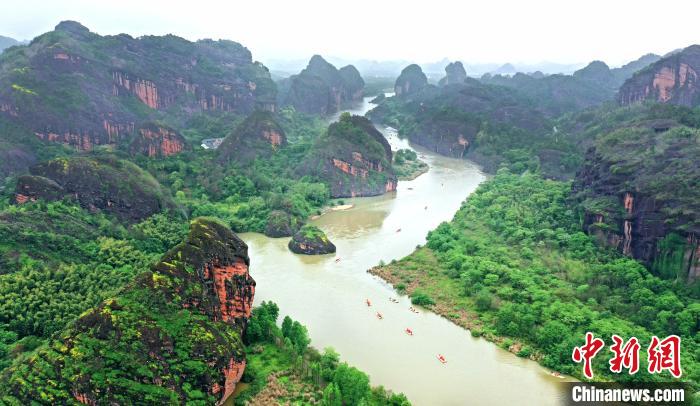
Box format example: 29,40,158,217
2,0,699,70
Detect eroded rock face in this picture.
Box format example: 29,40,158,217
277,55,364,115
288,225,336,255
218,110,287,165
129,122,189,157
439,61,467,86
297,114,397,198
619,45,700,107
0,20,276,156
395,64,428,97
264,210,295,238
571,125,700,283
0,218,255,405
14,156,179,223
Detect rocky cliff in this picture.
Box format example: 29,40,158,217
571,121,700,283
129,122,189,157
0,21,276,158
0,218,255,404
218,110,287,165
277,55,364,115
297,114,396,198
394,64,428,98
438,61,467,86
14,156,179,223
619,45,700,107
264,210,296,238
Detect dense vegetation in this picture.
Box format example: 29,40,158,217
367,80,586,178
129,107,332,235
238,301,410,405
297,113,396,198
0,218,253,404
372,172,699,388
0,200,187,375
393,149,428,181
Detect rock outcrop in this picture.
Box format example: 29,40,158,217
339,65,365,101
277,55,364,115
0,20,276,158
571,123,700,283
297,113,397,198
619,45,700,107
394,64,428,97
14,156,179,223
264,210,295,238
0,218,255,404
439,61,467,86
0,142,36,180
129,122,189,157
288,225,336,255
218,110,287,165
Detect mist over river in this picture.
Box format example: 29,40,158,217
240,96,572,405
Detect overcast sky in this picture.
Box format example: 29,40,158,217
2,0,700,67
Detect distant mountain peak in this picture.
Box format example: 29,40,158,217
55,20,91,35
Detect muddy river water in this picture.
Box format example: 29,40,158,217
239,97,572,405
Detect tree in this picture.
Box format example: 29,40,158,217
244,301,279,344
320,347,340,380
474,289,493,311
289,321,310,354
333,363,371,406
321,382,342,406
281,316,293,338
536,320,569,350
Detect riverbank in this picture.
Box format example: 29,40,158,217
368,248,546,362
228,302,410,405
368,171,700,388
242,96,574,405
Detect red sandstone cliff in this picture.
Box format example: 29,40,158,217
619,45,700,107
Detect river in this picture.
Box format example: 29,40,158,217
239,96,572,405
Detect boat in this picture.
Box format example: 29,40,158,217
437,354,447,364
405,328,413,336
376,312,383,320
366,299,371,307
335,257,341,263
396,228,402,233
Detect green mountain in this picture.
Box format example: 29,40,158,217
277,55,365,115
297,113,396,197
0,21,275,166
0,36,20,54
